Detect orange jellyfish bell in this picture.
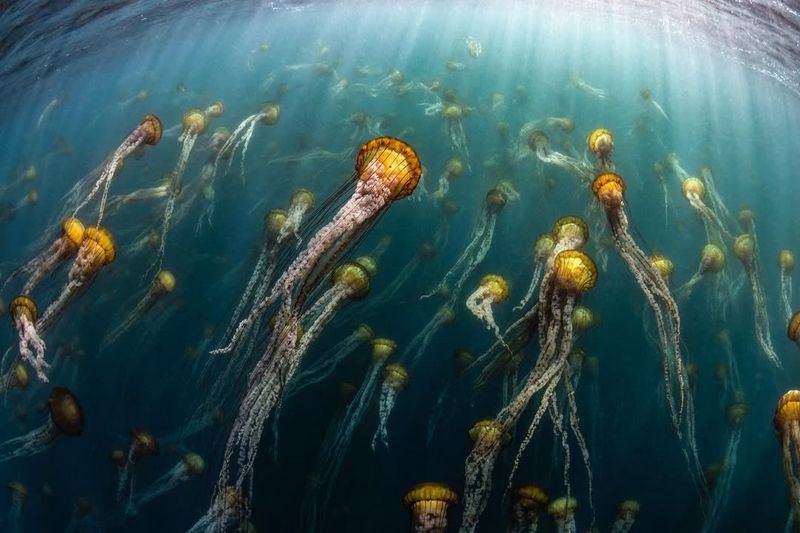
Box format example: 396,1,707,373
788,311,800,344
513,484,550,510
682,177,706,199
587,128,613,157
260,101,281,125
650,255,674,281
130,428,160,459
485,188,507,214
9,295,37,323
774,390,800,435
592,172,625,209
182,109,209,135
332,262,371,300
140,114,163,145
480,274,510,303
552,216,589,246
49,387,85,437
355,137,421,201
62,218,86,248
553,250,598,294
265,208,289,241
402,482,459,531
83,226,116,266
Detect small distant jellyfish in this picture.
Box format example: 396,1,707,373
402,482,459,533
8,296,47,381
442,102,471,163
427,349,475,445
371,363,409,451
129,452,205,513
72,114,162,224
117,428,160,504
515,234,555,311
215,101,281,182
680,177,732,246
466,274,510,345
569,72,608,99
547,496,578,533
611,499,641,533
779,249,795,323
733,233,780,366
508,485,549,533
676,244,726,300
432,156,466,200
461,418,511,531
102,270,177,348
639,87,669,120
587,128,614,171
0,363,29,394
7,481,29,532
281,188,316,243
0,387,84,463
466,36,482,58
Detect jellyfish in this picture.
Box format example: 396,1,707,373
733,233,780,366
525,130,594,182
0,364,28,395
215,101,280,182
460,250,597,533
71,114,162,224
680,177,733,246
427,349,475,445
371,362,409,451
587,128,614,171
128,452,205,514
515,235,555,312
703,400,747,533
775,390,800,531
442,102,470,163
302,337,396,531
8,296,48,381
403,483,459,533
202,138,420,526
676,244,726,299
102,270,176,348
548,497,578,533
611,499,641,533
187,486,246,533
116,428,160,505
508,485,549,533
0,387,83,463
698,166,737,230
590,167,700,481
281,188,316,243
466,274,510,345
790,312,800,349
423,188,507,300
779,249,795,323
7,481,28,532
466,36,482,57
2,218,85,296
37,226,116,332
431,156,466,200
640,88,669,120
569,72,607,99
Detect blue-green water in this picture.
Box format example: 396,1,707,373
1,1,800,532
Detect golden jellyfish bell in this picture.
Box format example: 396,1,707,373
205,101,224,118
548,496,578,520
130,428,160,458
618,499,641,520
265,208,288,241
442,88,458,103
110,448,127,467
332,262,371,299
11,364,29,389
182,108,209,135
439,304,456,324
572,305,595,332
650,255,674,280
533,234,555,261
779,249,796,272
441,198,460,217
371,338,397,363
682,177,705,199
48,387,85,437
403,482,459,527
442,104,464,121
260,101,281,125
291,188,316,210
592,172,625,209
354,255,378,277
223,486,246,512
355,137,422,201
9,295,37,323
355,323,374,341
62,218,85,247
553,251,598,294
155,270,177,294
789,311,800,344
417,242,436,259
587,128,613,157
774,390,800,437
479,274,510,303
454,349,475,373
183,452,206,477
738,208,755,227
7,481,29,501
403,482,459,508
726,401,748,429
83,226,116,265
568,348,585,369
383,363,409,390
513,485,549,510
485,188,507,214
700,244,726,274
139,114,162,145
733,234,755,263
26,190,39,205
527,130,549,152
445,157,465,178
468,418,511,447
551,216,589,247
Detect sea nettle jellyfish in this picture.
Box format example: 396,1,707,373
200,137,421,529
371,363,410,451
548,497,578,533
790,312,800,350
116,428,160,505
423,188,507,300
0,387,83,463
732,233,780,366
675,244,725,300
427,349,475,445
8,296,48,381
774,390,800,531
591,164,700,482
441,102,471,166
71,115,162,224
128,452,205,514
214,101,280,182
7,481,28,532
0,364,29,394
37,226,116,332
431,156,466,200
779,249,795,324
525,130,593,183
460,250,597,533
680,177,733,247
466,274,510,345
402,483,459,533
102,270,176,348
611,499,641,533
508,485,549,533
515,234,555,312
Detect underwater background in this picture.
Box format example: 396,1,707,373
1,1,800,532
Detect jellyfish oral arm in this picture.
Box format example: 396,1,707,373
14,314,48,382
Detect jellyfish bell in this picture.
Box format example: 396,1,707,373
789,312,800,346
445,157,466,179
130,428,160,462
552,216,589,250
592,172,625,209
442,104,465,121
535,234,556,260
402,482,459,533
700,244,726,274
62,217,86,249
485,188,507,214
572,305,595,332
738,208,755,228
354,256,378,277
454,349,475,374
733,234,756,264
182,109,209,136
154,270,177,296
547,496,578,525
265,208,289,242
7,481,28,506
205,101,224,119
7,364,29,391
49,387,85,437
528,130,550,153
355,323,374,342
587,128,613,161
496,121,510,139
183,452,206,477
779,249,796,272
371,338,397,363
553,250,598,294
650,255,674,281
682,177,706,200
513,484,549,512
332,262,371,300
418,242,436,259
383,363,409,391
726,401,748,429
468,418,511,448
260,101,281,125
110,449,128,468
481,275,509,304
355,136,422,200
